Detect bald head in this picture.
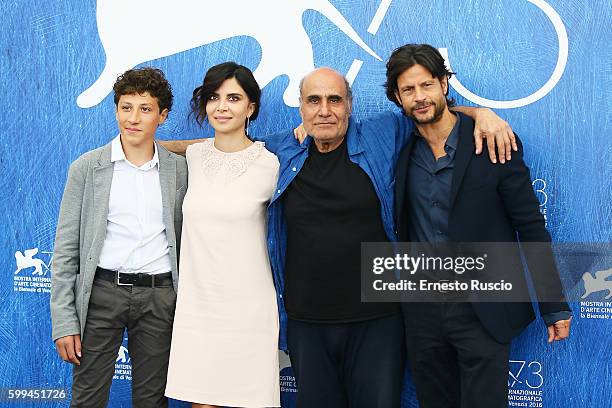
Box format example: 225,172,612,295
299,67,353,103
298,68,353,152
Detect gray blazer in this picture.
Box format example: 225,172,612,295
50,141,187,341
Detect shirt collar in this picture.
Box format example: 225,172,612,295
412,112,460,153
345,117,364,155
445,113,460,152
111,135,159,170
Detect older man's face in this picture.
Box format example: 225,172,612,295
299,69,351,150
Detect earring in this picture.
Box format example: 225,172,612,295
245,116,250,136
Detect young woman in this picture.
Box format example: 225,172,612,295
165,62,280,408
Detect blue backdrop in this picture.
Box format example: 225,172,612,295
1,1,610,407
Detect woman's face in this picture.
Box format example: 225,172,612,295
205,77,255,136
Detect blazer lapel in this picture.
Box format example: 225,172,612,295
449,113,476,208
158,144,176,242
394,136,416,240
91,144,113,252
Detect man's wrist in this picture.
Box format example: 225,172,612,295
542,310,572,326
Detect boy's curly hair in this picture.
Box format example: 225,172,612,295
113,67,173,112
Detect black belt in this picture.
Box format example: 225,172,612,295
95,267,173,287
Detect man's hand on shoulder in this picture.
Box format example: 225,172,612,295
472,108,518,164
547,317,572,343
293,123,308,144
55,334,82,365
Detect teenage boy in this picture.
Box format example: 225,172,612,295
51,68,187,407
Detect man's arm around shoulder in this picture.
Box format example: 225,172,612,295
158,138,207,156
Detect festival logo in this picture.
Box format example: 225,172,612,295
279,350,297,406
508,359,544,407
532,178,549,226
579,268,612,320
581,268,612,300
444,0,568,109
113,338,132,381
77,0,382,108
77,1,566,111
13,248,53,294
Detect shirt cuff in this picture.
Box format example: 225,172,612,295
542,311,572,326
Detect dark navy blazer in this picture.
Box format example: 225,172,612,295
394,113,569,343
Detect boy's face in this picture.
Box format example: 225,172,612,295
115,92,167,145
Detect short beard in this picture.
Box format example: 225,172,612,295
411,102,444,124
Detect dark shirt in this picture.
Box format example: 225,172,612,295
406,114,460,243
284,137,399,322
403,114,571,324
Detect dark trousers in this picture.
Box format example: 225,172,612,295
71,279,176,408
287,313,405,408
402,302,510,408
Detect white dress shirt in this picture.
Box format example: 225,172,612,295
97,135,172,274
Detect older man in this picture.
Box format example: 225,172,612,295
163,66,513,407
269,67,519,407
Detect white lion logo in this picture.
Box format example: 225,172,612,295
116,345,131,364
581,268,612,300
14,248,47,276
77,0,380,108
279,350,291,371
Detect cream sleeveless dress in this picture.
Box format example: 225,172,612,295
165,139,280,407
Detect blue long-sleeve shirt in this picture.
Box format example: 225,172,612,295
258,111,413,350
258,111,568,351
